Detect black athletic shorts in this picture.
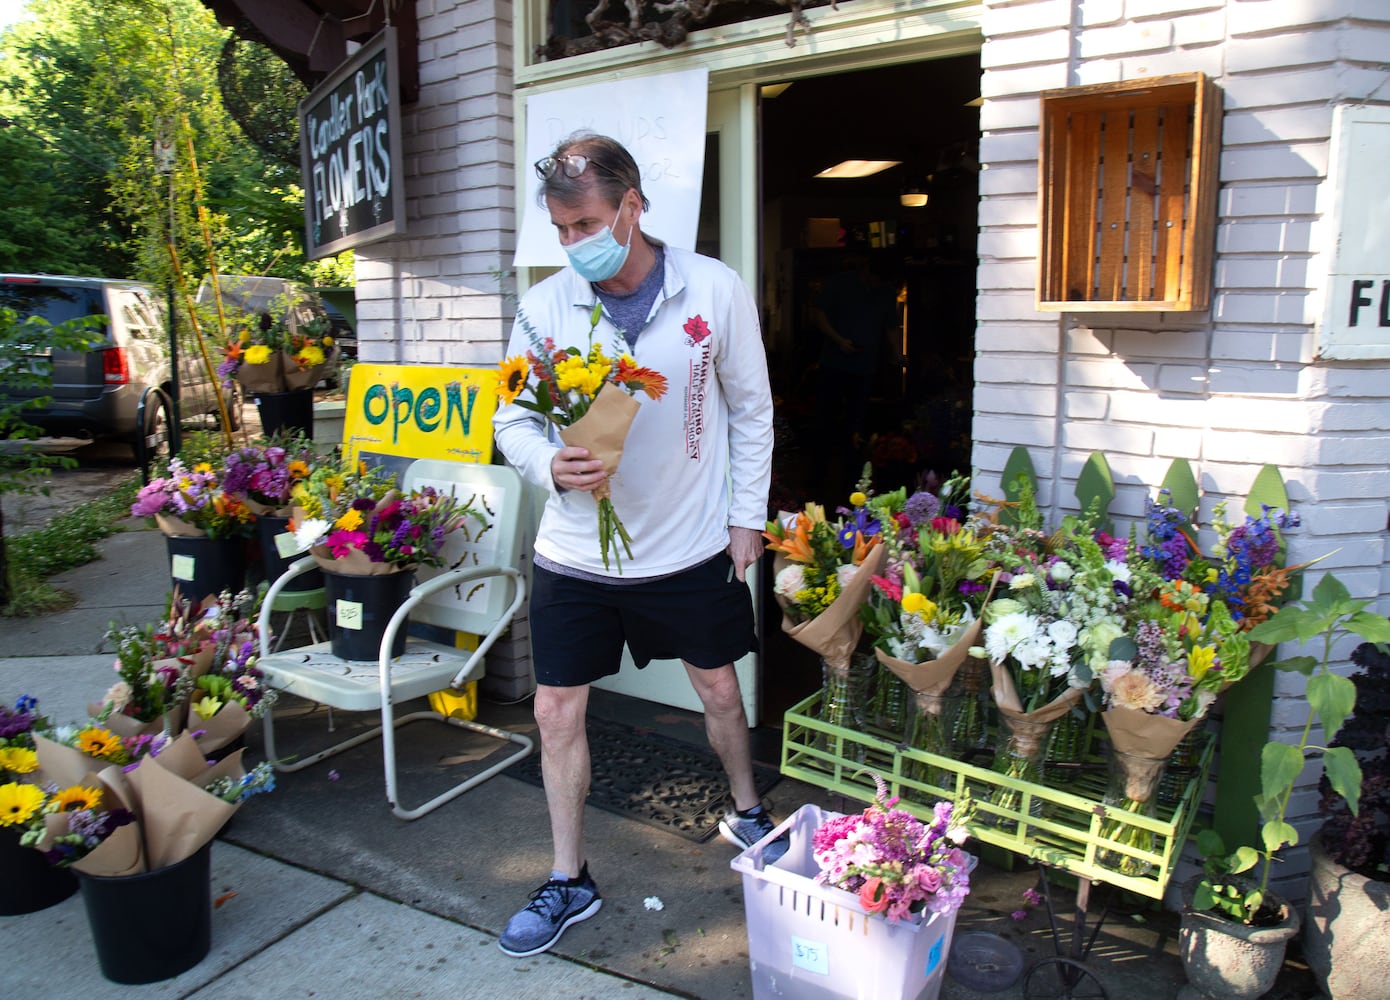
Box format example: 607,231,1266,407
528,552,758,687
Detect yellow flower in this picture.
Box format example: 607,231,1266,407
244,344,274,365
495,356,530,405
1188,644,1218,682
192,696,223,721
555,356,603,396
194,462,213,474
75,726,123,760
323,335,334,347
334,508,364,531
849,491,868,507
901,592,938,620
295,345,326,369
288,459,310,479
49,784,103,813
0,746,38,774
0,781,45,826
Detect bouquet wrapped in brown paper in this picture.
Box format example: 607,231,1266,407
494,303,670,573
21,731,274,874
764,499,889,730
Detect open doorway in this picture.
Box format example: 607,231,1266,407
757,54,982,721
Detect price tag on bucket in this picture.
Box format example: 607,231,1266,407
274,531,305,559
336,599,364,630
171,554,196,581
791,936,829,976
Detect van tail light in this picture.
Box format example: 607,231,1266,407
103,347,130,385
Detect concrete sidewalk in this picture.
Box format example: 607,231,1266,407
0,522,1322,999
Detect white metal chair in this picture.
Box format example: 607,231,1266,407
256,460,534,820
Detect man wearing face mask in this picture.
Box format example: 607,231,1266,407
493,132,782,958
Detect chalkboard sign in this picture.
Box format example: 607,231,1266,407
298,28,406,260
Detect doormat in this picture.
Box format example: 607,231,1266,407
506,716,782,843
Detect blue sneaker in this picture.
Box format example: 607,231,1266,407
498,864,603,957
719,805,789,863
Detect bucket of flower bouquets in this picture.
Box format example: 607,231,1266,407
730,775,974,1000
220,300,336,438
19,725,274,984
131,457,257,603
289,460,479,661
221,431,323,591
0,696,79,914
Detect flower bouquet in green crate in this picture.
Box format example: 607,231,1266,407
765,496,886,735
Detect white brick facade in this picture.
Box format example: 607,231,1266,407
977,0,1390,898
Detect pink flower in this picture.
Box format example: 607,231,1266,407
326,529,368,558
1011,909,1028,921
859,877,891,914
871,574,903,601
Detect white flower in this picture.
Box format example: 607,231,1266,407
1192,689,1217,718
1046,618,1078,650
644,896,664,911
773,564,806,600
985,612,1039,662
294,517,332,551
102,681,132,712
1048,561,1074,584
1009,573,1037,591
1104,559,1131,585
836,563,859,590
1099,659,1132,693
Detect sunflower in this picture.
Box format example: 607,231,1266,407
75,726,124,760
495,355,530,405
0,781,45,827
287,459,310,479
0,746,38,775
49,784,103,813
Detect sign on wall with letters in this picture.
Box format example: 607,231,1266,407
298,28,406,260
1316,104,1390,360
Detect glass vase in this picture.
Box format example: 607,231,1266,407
903,690,962,797
1046,707,1088,769
816,656,871,757
865,656,911,737
951,658,991,752
1096,749,1167,877
1158,725,1206,807
983,715,1054,829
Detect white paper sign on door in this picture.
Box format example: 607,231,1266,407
515,67,709,267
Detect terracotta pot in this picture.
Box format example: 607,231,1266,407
1178,876,1300,1000
1304,830,1390,1000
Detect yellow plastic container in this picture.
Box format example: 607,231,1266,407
427,632,479,721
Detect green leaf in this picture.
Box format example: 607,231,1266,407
1074,452,1115,534
1230,846,1260,873
1108,635,1138,661
1347,610,1390,644
1244,888,1265,917
1192,882,1216,912
1310,572,1351,611
1159,458,1200,525
1261,741,1304,801
1262,820,1298,854
1272,655,1317,675
1323,745,1363,817
1196,828,1226,857
1308,672,1356,740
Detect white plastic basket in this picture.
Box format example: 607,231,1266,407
729,804,961,1000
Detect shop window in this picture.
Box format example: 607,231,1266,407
1037,73,1222,312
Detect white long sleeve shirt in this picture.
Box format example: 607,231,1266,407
493,244,773,578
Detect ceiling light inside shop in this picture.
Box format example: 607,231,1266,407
814,159,902,179
761,82,793,98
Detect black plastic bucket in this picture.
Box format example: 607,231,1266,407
77,841,213,984
323,569,415,661
255,390,314,439
165,534,247,603
0,826,78,915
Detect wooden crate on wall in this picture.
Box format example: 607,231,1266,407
1037,73,1222,312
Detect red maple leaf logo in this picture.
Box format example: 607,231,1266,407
683,315,711,344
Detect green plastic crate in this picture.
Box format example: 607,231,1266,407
781,690,1213,900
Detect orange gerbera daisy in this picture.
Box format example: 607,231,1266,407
614,357,669,400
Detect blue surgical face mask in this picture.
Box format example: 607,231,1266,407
564,209,633,282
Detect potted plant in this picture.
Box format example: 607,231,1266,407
1177,574,1390,1000
1302,639,1390,999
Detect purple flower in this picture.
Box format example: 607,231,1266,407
904,491,940,527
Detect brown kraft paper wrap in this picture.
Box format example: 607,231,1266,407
235,357,285,393
187,699,251,754
874,575,1000,696
281,346,334,391
155,512,206,538
123,733,244,869
33,733,133,788
1101,707,1202,803
559,383,642,488
989,659,1087,731
35,767,146,876
776,542,888,673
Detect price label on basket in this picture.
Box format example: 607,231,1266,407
171,554,195,581
791,936,829,976
274,531,305,558
925,935,944,976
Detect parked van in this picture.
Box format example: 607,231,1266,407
0,274,241,470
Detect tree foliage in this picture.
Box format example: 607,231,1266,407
0,0,346,288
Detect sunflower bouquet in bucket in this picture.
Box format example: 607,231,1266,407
494,303,669,573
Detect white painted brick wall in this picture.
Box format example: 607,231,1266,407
977,0,1390,901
